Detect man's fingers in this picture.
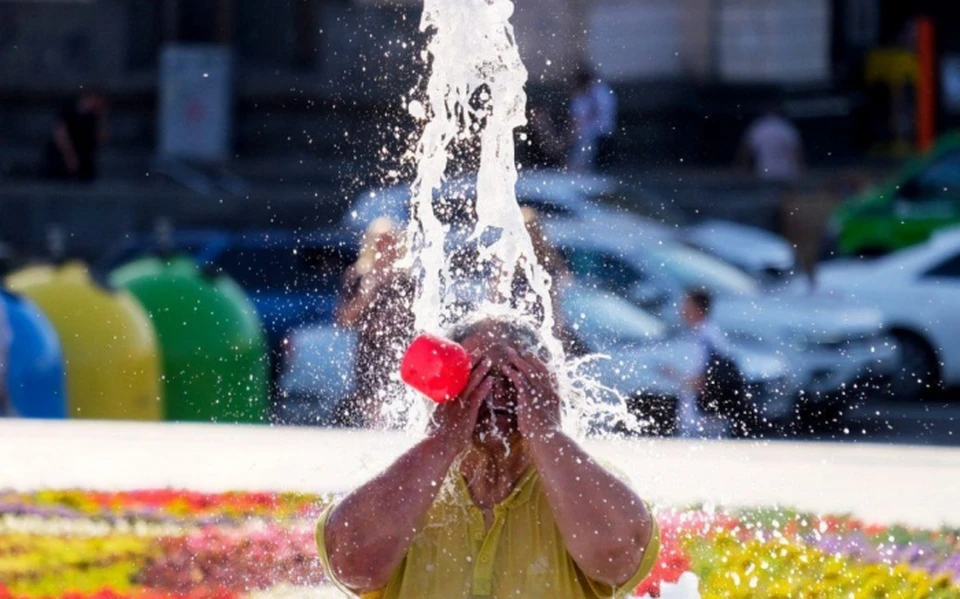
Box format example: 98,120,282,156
461,357,492,399
467,377,495,414
502,364,531,398
521,350,553,381
505,348,540,381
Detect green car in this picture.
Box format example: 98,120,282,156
831,132,960,257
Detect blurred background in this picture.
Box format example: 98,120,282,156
1,0,958,445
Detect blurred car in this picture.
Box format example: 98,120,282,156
829,132,960,257
816,227,960,400
683,219,798,287
347,173,799,286
342,173,669,241
277,324,356,425
524,172,800,286
276,281,792,431
544,221,898,417
561,285,793,434
100,228,357,376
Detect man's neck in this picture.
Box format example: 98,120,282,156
458,439,530,509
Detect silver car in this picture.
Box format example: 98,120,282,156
544,221,899,421
561,285,793,434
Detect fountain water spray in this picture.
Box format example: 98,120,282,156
381,0,638,437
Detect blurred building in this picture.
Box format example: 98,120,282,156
2,0,958,167
1,0,959,261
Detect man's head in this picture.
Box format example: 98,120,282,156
681,289,711,328
450,318,546,449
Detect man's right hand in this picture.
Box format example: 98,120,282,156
428,356,492,453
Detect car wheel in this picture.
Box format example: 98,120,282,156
891,331,941,401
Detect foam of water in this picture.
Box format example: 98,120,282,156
382,0,638,437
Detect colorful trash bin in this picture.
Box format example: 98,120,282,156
110,256,269,423
6,262,162,420
1,289,67,418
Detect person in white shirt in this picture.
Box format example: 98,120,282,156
662,290,731,439
567,65,617,172
739,103,803,182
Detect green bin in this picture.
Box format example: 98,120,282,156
111,256,269,423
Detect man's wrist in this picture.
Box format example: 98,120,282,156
425,428,469,459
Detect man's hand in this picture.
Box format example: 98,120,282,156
428,356,493,453
504,348,561,441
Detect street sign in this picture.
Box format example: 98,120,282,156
158,44,234,163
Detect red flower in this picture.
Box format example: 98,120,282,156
635,519,692,598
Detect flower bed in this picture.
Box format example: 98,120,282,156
0,491,958,598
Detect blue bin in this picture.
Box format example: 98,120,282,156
1,289,67,419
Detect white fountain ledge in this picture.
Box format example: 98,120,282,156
1,420,957,528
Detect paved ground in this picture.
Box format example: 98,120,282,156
1,420,958,528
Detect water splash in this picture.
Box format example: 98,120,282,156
383,0,638,437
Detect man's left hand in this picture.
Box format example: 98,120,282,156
504,348,561,441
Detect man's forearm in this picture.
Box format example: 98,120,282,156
528,431,654,586
325,433,461,592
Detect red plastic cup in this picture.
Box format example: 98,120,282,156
400,334,472,403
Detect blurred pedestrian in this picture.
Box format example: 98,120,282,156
43,90,109,182
567,64,616,173
661,290,755,439
738,102,803,182
336,218,414,428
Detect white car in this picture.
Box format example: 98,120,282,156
344,173,797,288
562,286,794,433
515,171,799,283
683,219,798,287
544,221,899,418
276,285,793,433
342,173,671,242
277,326,356,425
816,227,960,400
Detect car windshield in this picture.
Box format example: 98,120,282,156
563,289,666,347
649,244,758,296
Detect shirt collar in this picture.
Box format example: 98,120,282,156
455,465,538,511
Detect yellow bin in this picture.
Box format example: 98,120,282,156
6,262,162,420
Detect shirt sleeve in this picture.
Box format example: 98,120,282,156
315,502,374,598
581,462,663,597
584,512,661,598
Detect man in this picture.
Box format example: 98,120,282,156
738,102,803,182
567,65,616,173
336,219,414,428
317,319,659,598
43,91,109,182
669,290,757,439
